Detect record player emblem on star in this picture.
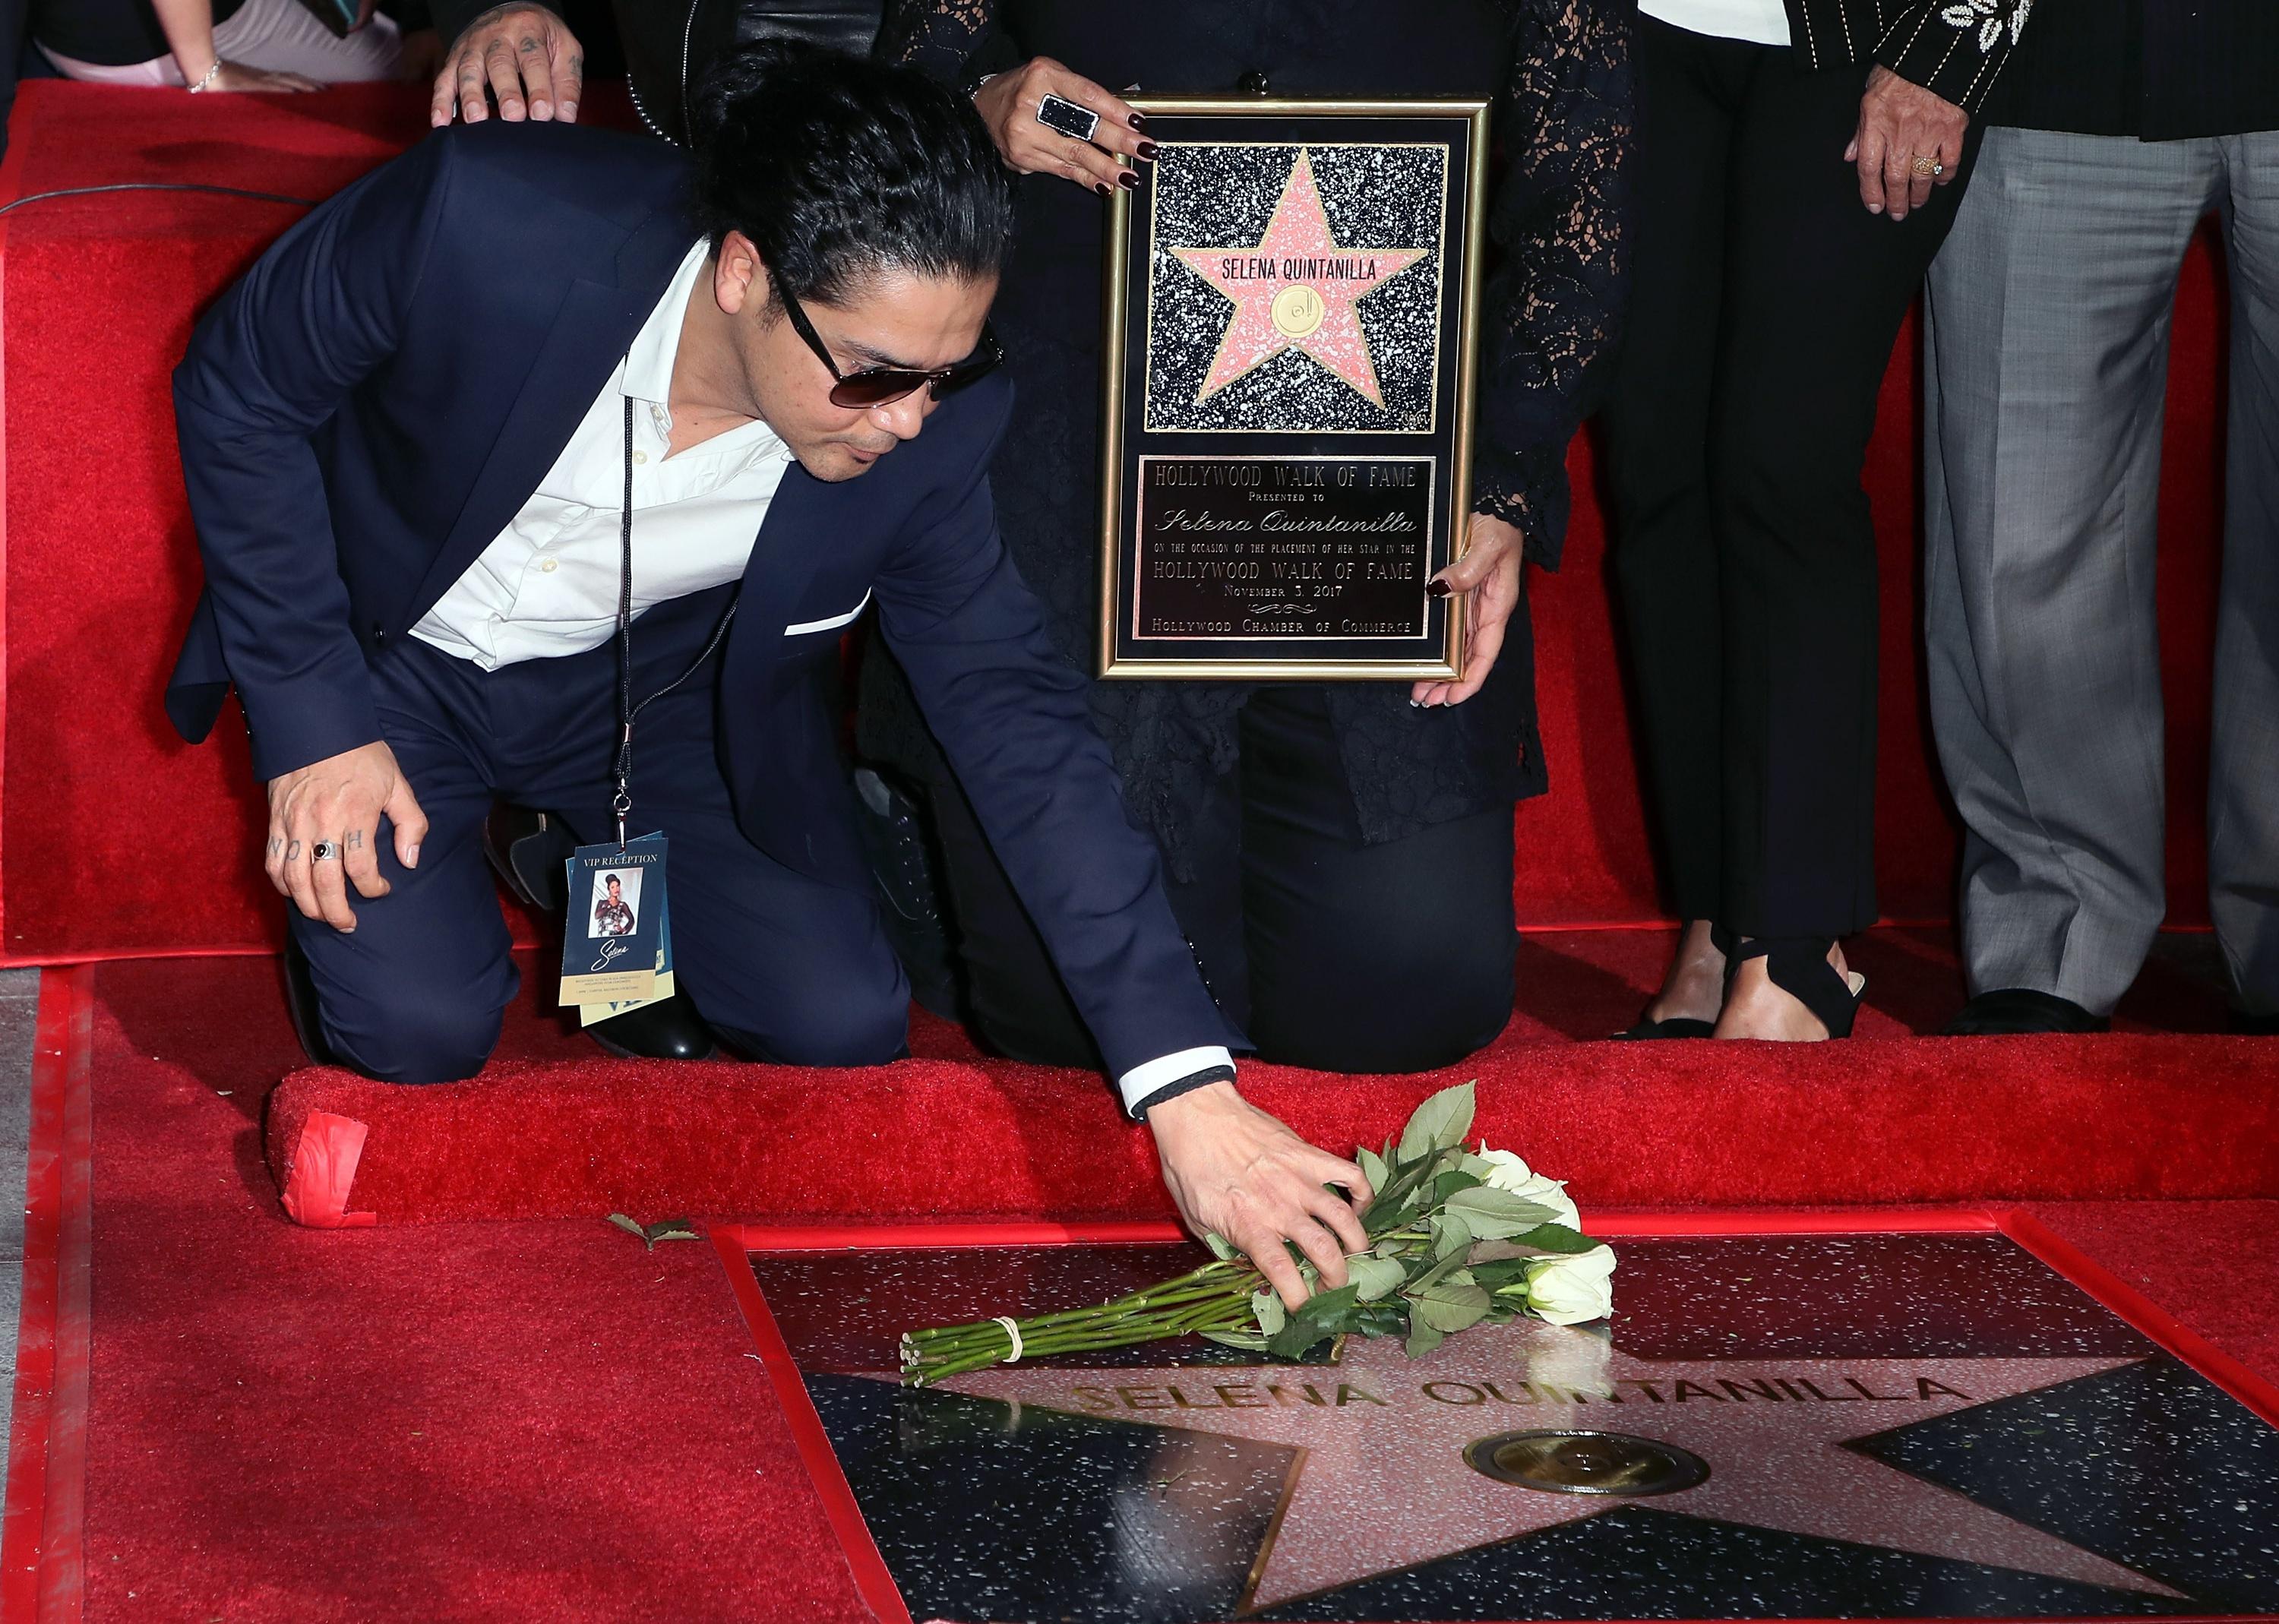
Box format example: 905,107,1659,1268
1144,141,1450,434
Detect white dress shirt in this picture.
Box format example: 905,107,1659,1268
412,240,1231,1114
412,240,795,669
1638,0,1791,46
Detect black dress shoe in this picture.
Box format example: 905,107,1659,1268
1942,987,2109,1036
587,994,719,1061
852,765,965,1020
1609,1012,1715,1041
282,933,339,1068
483,804,575,914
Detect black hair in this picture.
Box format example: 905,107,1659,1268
688,39,1015,309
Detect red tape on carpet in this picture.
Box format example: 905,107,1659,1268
278,1111,376,1229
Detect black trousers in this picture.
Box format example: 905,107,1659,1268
1600,20,1979,938
293,590,909,1082
916,686,1517,1073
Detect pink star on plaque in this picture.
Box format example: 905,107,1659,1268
1171,147,1430,408
925,1321,2188,1615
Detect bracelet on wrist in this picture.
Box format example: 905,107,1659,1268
1135,1064,1237,1121
185,58,223,93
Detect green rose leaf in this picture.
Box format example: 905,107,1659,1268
1468,1256,1537,1291
1356,1145,1389,1195
1294,1282,1361,1324
1443,1186,1560,1240
1252,1289,1288,1338
1269,1316,1337,1361
1433,1213,1475,1260
1415,1281,1492,1333
1405,1320,1446,1360
1348,1255,1407,1302
1514,1221,1604,1255
1431,1169,1484,1204
1396,1080,1477,1162
1204,1231,1241,1262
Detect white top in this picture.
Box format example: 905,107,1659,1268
1637,0,1792,46
412,240,795,671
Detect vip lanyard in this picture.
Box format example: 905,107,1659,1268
611,387,741,851
613,395,637,849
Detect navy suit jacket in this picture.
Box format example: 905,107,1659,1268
166,120,1238,1079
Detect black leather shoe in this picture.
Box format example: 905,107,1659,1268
1609,1013,1715,1041
282,933,339,1068
1942,988,2109,1036
483,804,574,915
587,994,719,1061
852,765,964,1020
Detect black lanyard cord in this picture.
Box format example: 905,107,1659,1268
614,393,637,848
612,385,744,849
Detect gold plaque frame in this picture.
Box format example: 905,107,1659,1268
1097,97,1492,681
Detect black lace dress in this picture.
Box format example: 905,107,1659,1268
859,0,1631,883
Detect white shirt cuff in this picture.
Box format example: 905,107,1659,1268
1117,1046,1236,1119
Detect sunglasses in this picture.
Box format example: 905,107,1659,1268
776,281,1003,409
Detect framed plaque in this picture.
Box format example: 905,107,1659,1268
1098,98,1491,681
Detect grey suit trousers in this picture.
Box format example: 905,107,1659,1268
1923,125,2279,1016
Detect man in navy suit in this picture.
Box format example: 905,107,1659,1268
166,43,1369,1306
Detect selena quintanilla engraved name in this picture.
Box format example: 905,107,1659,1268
1214,256,1386,282
1067,1372,1976,1414
1152,507,1419,535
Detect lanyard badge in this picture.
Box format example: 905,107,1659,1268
559,390,676,1015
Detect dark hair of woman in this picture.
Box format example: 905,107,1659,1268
687,39,1016,309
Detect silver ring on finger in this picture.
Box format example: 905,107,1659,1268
310,841,341,862
1035,91,1100,144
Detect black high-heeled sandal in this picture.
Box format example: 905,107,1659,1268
1724,935,1866,1038
1609,925,1734,1041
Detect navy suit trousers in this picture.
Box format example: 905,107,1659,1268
291,587,910,1082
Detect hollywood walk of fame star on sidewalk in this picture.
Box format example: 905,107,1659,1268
918,1320,2188,1614
1168,148,1431,409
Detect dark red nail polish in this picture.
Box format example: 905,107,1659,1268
1136,140,1158,160
1118,170,1140,189
1426,579,1452,598
1095,182,1111,197
1129,112,1147,128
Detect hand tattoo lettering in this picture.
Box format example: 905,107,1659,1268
286,839,302,862
268,837,284,858
346,829,364,851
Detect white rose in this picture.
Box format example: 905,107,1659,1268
1525,1244,1617,1326
1475,1144,1582,1231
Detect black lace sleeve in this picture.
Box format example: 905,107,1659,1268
875,0,1015,84
1470,0,1633,572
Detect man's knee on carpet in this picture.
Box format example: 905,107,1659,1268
703,960,912,1068
318,973,510,1084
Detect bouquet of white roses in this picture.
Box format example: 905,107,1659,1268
900,1082,1614,1386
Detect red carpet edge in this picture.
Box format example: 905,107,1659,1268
267,1032,2279,1227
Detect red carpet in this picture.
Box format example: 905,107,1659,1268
269,1032,2279,1227
0,81,2239,959
40,956,2279,1622
79,923,2216,1225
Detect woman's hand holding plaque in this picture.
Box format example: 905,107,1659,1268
1411,511,1523,708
